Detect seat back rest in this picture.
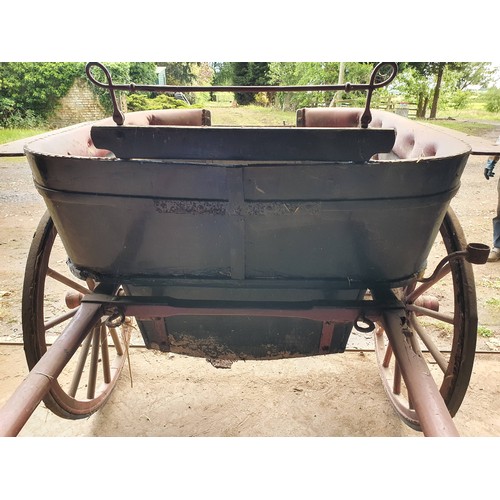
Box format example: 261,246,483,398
297,107,364,128
369,110,463,159
297,107,468,159
117,109,212,127
85,109,211,157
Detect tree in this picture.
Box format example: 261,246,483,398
0,62,173,126
452,62,496,90
407,62,494,118
231,63,253,105
485,87,500,113
155,62,196,85
129,62,158,85
231,62,270,105
0,62,83,125
268,62,337,109
268,62,374,110
430,62,445,119
392,66,430,118
210,62,233,86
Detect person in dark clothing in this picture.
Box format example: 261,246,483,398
484,153,500,262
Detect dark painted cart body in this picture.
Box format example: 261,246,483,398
24,107,469,358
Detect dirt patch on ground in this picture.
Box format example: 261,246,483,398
0,124,500,437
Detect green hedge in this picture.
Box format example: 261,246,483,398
126,93,192,111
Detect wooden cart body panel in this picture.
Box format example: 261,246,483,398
23,108,471,359
25,109,470,288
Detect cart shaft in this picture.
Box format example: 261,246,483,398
0,302,103,437
376,291,460,437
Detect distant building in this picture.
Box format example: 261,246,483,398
156,66,166,85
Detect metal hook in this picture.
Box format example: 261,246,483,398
419,242,490,284
85,62,125,125
354,313,376,333
105,307,126,328
360,62,398,128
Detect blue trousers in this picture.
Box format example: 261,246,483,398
494,176,500,248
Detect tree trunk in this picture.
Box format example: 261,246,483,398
417,95,424,118
329,62,345,107
422,96,428,118
416,94,429,118
282,92,291,112
429,63,445,119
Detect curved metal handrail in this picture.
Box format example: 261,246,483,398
86,61,398,127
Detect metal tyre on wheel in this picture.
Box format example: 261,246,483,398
374,207,478,431
22,211,131,420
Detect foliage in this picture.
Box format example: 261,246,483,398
149,62,214,104
0,62,83,126
486,297,500,308
393,65,431,117
432,70,468,111
188,62,214,104
0,96,16,126
449,90,471,110
404,62,494,118
269,62,327,109
231,62,271,105
268,62,374,110
94,62,175,113
484,87,500,113
211,62,233,86
2,61,499,128
478,326,493,338
0,62,167,126
448,63,495,90
155,62,196,85
126,93,190,111
129,62,158,85
88,62,131,114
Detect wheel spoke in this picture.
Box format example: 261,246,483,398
69,332,93,398
410,314,449,373
86,327,101,399
406,304,454,324
47,267,91,295
100,324,111,384
393,360,401,395
44,309,77,331
405,263,451,303
408,391,414,410
383,342,392,368
108,326,124,356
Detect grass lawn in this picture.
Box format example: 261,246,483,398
203,102,297,127
0,128,48,144
1,103,498,144
419,119,499,138
206,102,500,137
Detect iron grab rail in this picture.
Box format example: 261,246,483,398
85,61,398,127
86,61,398,94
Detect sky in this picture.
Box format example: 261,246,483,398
2,4,498,66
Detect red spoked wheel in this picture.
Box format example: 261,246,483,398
374,208,478,431
22,211,131,419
